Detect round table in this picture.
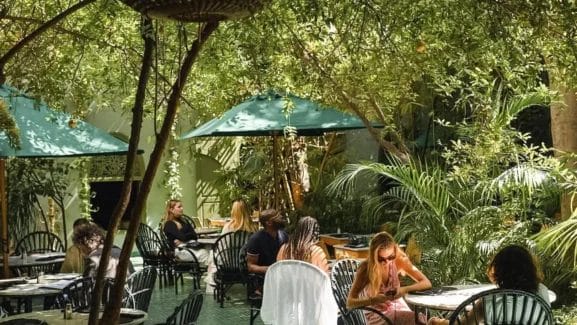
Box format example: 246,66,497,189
0,308,147,324
405,284,557,313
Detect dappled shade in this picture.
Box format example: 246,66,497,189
0,84,130,158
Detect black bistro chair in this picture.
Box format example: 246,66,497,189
124,266,158,312
16,231,64,255
158,290,204,325
158,230,204,294
54,277,95,312
213,230,252,307
330,259,393,325
136,223,173,288
448,288,553,325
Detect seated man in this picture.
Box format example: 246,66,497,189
245,209,288,275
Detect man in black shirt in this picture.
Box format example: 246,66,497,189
246,209,288,274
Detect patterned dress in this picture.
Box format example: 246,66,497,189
361,262,417,325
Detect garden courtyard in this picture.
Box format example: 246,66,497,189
3,0,577,324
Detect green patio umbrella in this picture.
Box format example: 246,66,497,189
181,91,384,208
0,84,131,277
181,91,383,138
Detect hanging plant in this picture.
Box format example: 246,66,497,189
164,118,182,200
0,98,20,149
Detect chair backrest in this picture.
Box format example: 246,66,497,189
213,231,252,274
330,259,360,315
449,288,553,325
55,277,95,311
261,260,339,325
125,266,158,312
16,231,64,254
136,223,170,260
165,290,204,325
330,259,393,325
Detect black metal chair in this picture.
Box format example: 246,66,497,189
158,290,204,325
158,229,204,294
15,231,64,255
54,277,95,312
448,288,553,325
213,230,252,307
330,259,393,325
136,223,173,288
124,266,158,312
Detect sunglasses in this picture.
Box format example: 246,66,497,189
377,254,396,263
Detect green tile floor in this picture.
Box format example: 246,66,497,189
147,275,264,325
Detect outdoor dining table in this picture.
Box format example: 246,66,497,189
0,308,147,324
405,284,557,319
0,273,80,313
0,252,66,277
195,227,221,237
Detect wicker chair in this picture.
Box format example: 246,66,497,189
136,223,173,288
448,288,553,325
212,231,252,307
159,290,204,325
330,259,393,325
15,231,64,255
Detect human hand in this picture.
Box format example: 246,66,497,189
393,287,407,299
427,316,448,325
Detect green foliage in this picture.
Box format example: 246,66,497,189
329,91,560,285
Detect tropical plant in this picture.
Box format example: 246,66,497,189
328,90,560,285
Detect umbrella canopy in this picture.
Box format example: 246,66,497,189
0,84,132,278
180,91,384,138
0,84,130,158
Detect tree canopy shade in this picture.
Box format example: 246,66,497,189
180,91,384,138
0,84,130,158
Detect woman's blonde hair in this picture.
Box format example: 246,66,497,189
229,199,257,232
366,232,396,296
163,199,181,223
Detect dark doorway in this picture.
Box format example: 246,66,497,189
90,181,140,230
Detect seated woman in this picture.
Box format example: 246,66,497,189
60,218,91,273
347,231,431,325
162,199,208,264
221,198,258,234
428,244,550,325
276,216,329,274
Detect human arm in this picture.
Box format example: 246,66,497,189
394,250,432,299
346,262,390,309
164,221,195,246
247,253,268,274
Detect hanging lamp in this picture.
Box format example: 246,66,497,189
119,0,269,22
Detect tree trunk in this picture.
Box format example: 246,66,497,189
98,20,219,324
87,17,155,325
550,86,577,219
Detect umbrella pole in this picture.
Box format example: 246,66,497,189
273,136,279,209
0,159,8,278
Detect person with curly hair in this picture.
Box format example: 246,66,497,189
428,244,550,325
60,218,92,273
276,216,328,273
347,231,431,325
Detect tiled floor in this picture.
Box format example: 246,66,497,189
147,275,264,325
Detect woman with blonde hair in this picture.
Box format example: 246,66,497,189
162,199,198,248
222,198,258,234
347,232,431,324
276,216,329,273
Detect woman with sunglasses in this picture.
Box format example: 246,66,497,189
347,231,431,324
